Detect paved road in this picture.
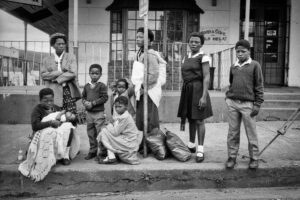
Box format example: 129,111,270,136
22,187,300,200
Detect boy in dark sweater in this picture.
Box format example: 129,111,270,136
82,64,108,160
225,40,264,169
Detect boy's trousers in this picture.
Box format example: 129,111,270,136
225,98,259,160
86,111,106,154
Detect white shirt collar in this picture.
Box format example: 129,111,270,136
88,79,101,85
234,57,252,67
188,51,204,58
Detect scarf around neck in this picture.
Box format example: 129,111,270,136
54,51,65,72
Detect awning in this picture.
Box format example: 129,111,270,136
106,0,204,14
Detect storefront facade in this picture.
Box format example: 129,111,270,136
67,0,299,87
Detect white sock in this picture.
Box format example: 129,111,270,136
197,145,204,153
107,149,116,159
188,142,196,148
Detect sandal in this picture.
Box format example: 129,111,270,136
196,152,204,163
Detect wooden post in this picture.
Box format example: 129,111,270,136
143,14,149,158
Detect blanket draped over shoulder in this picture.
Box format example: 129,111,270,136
18,112,80,182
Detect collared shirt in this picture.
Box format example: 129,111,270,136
88,79,102,87
234,57,252,68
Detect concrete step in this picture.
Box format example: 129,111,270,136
262,100,300,108
264,93,300,100
257,107,300,121
1,161,300,198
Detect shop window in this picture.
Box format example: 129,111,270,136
110,10,199,61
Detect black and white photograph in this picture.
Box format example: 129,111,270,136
0,0,300,199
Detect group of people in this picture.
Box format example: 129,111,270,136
18,27,264,182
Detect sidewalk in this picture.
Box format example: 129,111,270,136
1,121,300,198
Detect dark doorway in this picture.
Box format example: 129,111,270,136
240,0,290,86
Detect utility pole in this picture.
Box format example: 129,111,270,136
139,0,149,157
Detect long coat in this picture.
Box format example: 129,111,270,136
41,52,81,107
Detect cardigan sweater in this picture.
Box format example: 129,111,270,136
226,59,264,107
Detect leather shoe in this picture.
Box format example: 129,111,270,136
249,159,259,169
196,152,204,163
225,157,236,169
84,152,97,160
62,159,71,165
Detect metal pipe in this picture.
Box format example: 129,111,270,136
244,0,250,40
143,14,149,158
73,0,79,75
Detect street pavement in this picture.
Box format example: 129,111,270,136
1,121,300,165
21,187,300,200
0,121,300,198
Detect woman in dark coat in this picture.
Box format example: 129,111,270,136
178,32,213,163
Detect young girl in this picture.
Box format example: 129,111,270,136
97,96,142,165
110,78,135,118
177,32,213,163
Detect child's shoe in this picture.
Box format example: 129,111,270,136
84,152,97,160
98,157,118,164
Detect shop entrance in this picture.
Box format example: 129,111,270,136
240,0,290,86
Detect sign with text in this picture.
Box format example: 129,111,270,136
139,0,148,18
200,27,229,44
7,0,42,6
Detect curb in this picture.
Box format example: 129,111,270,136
1,161,300,198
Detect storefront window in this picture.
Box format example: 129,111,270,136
110,10,199,61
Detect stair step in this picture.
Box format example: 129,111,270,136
262,100,300,108
257,107,300,121
264,93,300,100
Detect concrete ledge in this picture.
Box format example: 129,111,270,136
1,161,300,198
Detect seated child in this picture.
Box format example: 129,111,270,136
97,96,142,165
111,78,135,118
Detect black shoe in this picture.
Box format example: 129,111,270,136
85,152,97,160
225,157,236,169
249,159,259,169
196,152,204,163
188,147,196,153
62,159,71,165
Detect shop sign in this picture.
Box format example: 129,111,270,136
200,27,229,44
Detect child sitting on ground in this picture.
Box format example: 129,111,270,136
97,96,142,165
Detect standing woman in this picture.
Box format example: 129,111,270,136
41,33,81,114
131,27,166,135
177,32,213,163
